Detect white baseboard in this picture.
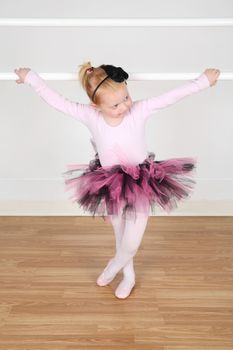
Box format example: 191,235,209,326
0,200,232,216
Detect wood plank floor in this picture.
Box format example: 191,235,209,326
0,216,233,349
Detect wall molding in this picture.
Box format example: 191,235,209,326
0,200,232,216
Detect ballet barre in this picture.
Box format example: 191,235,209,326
0,18,233,27
0,72,232,81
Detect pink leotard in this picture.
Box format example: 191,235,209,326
24,70,210,167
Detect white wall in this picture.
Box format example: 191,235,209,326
1,0,233,215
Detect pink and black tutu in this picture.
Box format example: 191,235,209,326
62,151,197,221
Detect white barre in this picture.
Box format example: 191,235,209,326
1,72,232,81
0,18,233,27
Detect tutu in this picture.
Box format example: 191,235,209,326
62,151,197,221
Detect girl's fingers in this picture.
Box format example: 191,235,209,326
14,67,30,83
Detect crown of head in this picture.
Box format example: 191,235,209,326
85,64,129,101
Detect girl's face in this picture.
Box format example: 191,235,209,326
91,83,133,119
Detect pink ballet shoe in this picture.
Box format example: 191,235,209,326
96,258,115,286
114,279,136,299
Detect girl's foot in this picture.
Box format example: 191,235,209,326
96,258,116,286
114,278,136,299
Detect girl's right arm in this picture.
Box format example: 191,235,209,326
14,68,96,127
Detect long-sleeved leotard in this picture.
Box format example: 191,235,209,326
24,70,210,167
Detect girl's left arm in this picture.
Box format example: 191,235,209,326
137,68,220,120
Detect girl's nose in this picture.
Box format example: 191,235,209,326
120,102,128,112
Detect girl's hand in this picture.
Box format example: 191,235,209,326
14,67,31,84
203,68,221,87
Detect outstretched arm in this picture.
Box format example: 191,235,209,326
14,67,95,127
137,68,220,119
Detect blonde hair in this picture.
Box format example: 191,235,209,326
78,61,126,105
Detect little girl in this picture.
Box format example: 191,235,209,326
15,63,220,299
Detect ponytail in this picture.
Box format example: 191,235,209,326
78,61,93,91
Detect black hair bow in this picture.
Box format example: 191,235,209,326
100,64,129,82
91,64,129,101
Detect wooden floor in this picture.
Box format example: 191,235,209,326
0,216,233,349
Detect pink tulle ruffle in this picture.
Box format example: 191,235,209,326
62,152,197,220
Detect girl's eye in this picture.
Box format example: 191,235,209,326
112,96,129,109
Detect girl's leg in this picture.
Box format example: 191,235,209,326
97,212,149,284
97,212,135,286
110,214,135,282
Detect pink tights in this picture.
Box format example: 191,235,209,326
106,210,149,282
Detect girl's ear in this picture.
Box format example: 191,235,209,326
90,102,101,111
